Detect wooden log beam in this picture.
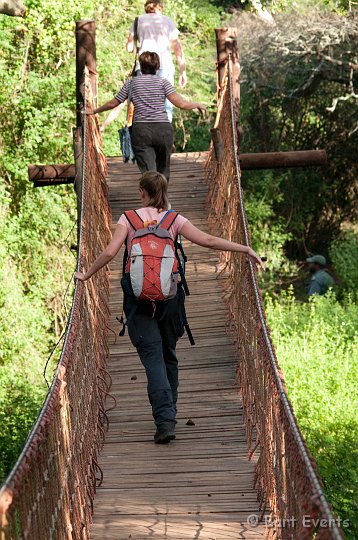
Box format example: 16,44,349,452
211,128,225,162
28,164,75,181
215,28,241,149
73,127,83,243
28,164,75,187
239,150,327,170
29,149,327,188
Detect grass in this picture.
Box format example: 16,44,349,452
265,289,358,539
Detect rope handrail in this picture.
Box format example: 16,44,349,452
0,68,112,540
205,58,344,539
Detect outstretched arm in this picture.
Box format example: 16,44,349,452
87,98,121,116
171,38,187,88
167,92,206,113
180,221,266,270
75,224,128,281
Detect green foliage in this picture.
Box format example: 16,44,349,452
244,170,293,269
253,0,350,14
0,0,89,481
266,290,358,538
235,8,358,257
0,186,50,482
0,368,45,483
330,230,358,292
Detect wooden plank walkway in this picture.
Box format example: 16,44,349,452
90,153,265,539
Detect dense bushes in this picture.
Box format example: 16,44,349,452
330,230,358,292
235,7,358,257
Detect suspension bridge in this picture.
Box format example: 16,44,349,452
0,21,343,540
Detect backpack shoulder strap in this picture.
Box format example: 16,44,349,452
124,210,144,231
159,210,178,231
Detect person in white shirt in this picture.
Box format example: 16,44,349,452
100,0,186,132
127,0,187,93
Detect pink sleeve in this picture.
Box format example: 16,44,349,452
174,214,188,235
118,213,130,230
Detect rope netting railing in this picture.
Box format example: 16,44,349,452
205,59,344,540
0,69,112,540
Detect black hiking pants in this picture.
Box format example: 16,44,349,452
121,274,186,427
131,122,173,181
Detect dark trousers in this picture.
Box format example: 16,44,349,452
131,122,173,181
122,276,186,427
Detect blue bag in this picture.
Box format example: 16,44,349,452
119,80,136,164
119,125,135,164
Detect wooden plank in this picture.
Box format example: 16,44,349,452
91,514,265,540
90,154,263,539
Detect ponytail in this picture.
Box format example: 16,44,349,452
139,171,169,211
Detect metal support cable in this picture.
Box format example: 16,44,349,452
227,55,343,540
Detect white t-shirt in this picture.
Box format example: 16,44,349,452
130,13,179,71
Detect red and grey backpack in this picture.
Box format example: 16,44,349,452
124,209,180,301
119,209,194,345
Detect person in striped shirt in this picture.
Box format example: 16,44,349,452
88,51,206,181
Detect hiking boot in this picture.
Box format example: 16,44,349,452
154,422,176,444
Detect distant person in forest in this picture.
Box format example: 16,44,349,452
306,255,335,296
100,0,186,131
75,171,265,444
88,52,205,181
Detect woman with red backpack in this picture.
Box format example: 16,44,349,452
75,172,265,444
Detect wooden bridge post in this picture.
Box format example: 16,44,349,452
75,19,97,127
215,27,241,146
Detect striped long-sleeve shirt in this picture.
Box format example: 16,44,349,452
115,75,175,123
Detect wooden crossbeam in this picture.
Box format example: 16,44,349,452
28,164,75,180
28,164,75,187
29,147,328,188
239,149,327,169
